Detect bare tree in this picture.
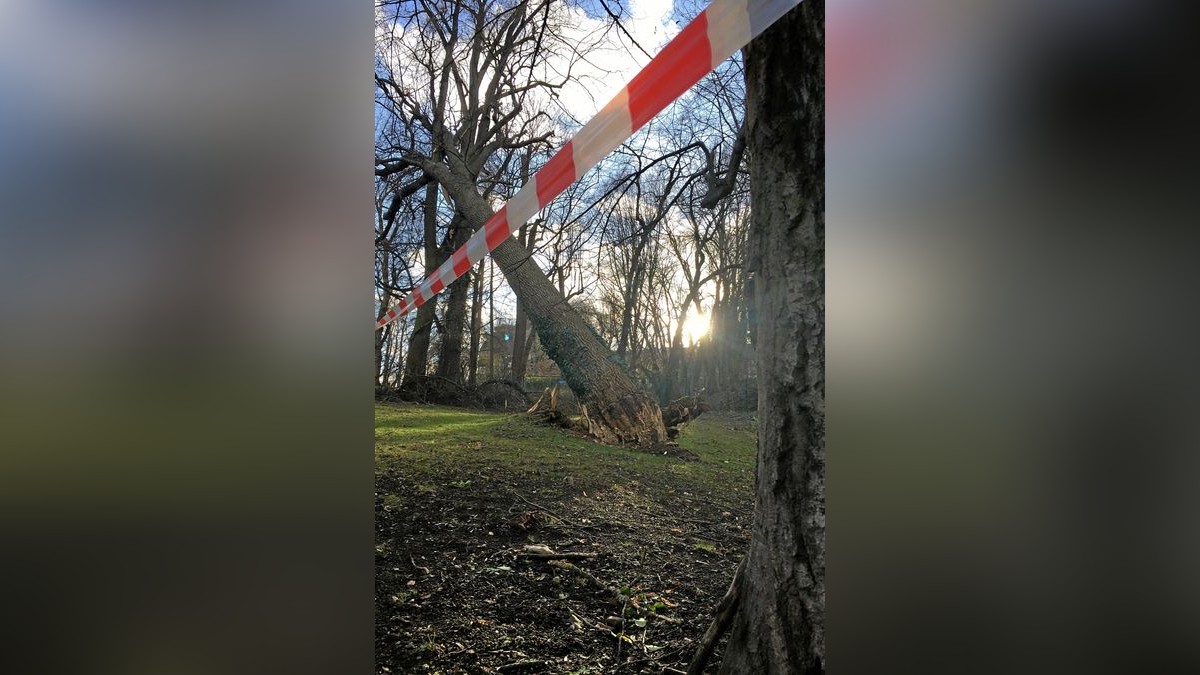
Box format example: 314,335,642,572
376,0,668,445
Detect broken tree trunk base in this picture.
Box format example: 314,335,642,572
661,389,710,434
526,385,702,459
422,168,673,451
579,391,669,447
527,385,573,428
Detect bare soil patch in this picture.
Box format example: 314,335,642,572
375,407,755,674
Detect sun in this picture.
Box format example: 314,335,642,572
682,311,711,347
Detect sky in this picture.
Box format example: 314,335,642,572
549,0,682,119
375,0,718,342
375,0,685,132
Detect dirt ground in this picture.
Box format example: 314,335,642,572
375,405,755,674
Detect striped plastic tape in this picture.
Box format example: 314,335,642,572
376,0,802,330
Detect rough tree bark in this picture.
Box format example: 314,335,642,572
718,2,825,673
377,0,666,445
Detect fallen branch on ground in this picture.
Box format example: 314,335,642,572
517,550,599,560
515,544,597,561
497,659,545,672
686,556,746,675
546,558,619,597
510,492,596,529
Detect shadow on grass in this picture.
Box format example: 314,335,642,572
375,402,756,504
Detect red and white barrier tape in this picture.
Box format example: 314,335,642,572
376,0,802,330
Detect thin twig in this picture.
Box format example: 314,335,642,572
686,557,746,675
511,492,592,529
498,659,545,672
517,551,599,560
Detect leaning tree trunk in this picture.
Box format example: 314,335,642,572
718,2,825,673
491,237,666,446
425,164,668,447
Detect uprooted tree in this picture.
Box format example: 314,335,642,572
415,159,671,447
375,0,667,446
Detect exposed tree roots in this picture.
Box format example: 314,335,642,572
526,385,709,455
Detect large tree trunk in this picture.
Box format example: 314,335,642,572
402,300,436,384
718,2,825,673
495,234,665,446
436,218,472,384
427,166,667,447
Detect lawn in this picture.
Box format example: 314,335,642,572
375,402,757,674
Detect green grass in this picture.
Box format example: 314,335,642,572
375,403,756,502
